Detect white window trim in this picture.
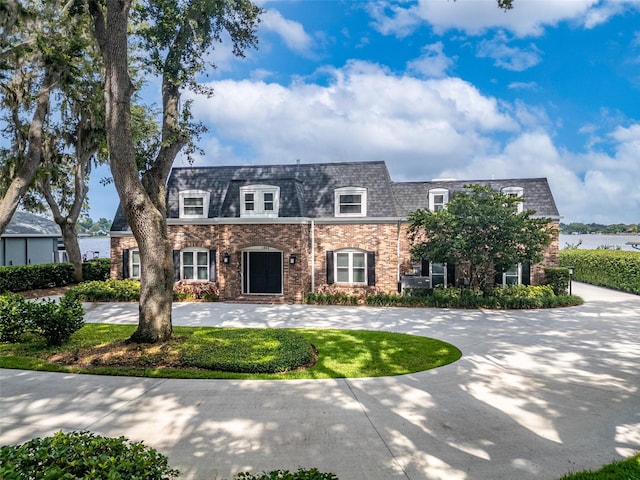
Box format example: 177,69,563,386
130,249,141,279
240,185,280,218
334,187,367,217
430,262,447,288
334,249,367,284
502,186,524,214
180,248,210,282
179,190,210,219
502,264,522,286
428,188,449,212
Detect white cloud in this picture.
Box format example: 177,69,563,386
508,81,538,90
369,0,637,38
477,31,542,71
260,9,314,56
438,128,640,223
407,42,454,78
182,61,639,223
187,60,516,173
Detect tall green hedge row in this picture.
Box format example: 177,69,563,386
0,259,111,293
559,249,640,295
0,263,75,292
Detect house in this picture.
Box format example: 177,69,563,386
1,211,63,266
109,161,560,303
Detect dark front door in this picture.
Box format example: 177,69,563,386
243,251,282,294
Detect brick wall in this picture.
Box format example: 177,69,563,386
110,220,560,302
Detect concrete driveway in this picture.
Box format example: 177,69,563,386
1,282,639,480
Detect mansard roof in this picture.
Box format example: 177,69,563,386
110,161,559,232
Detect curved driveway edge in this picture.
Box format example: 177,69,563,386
1,282,639,480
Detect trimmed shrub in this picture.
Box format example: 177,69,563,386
560,249,640,294
0,294,84,346
82,258,111,281
0,431,179,479
173,281,219,301
65,279,141,302
0,293,32,343
31,296,85,346
543,266,570,295
0,263,75,293
181,328,314,374
306,285,582,309
235,468,339,480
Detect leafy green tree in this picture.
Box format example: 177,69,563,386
407,184,555,289
85,0,261,342
0,0,67,234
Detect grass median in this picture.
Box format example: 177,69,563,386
0,324,461,379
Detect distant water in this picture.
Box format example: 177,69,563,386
559,234,640,251
78,237,111,260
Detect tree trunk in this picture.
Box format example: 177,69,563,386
91,0,174,343
60,221,83,282
0,71,56,235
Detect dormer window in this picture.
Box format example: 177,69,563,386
429,188,449,212
335,187,367,217
240,185,280,217
502,186,524,213
179,190,210,218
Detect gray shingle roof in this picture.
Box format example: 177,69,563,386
391,178,560,218
110,161,559,231
2,211,61,237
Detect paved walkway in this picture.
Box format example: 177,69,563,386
1,283,639,480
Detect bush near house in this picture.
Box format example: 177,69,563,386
81,258,111,281
0,293,84,346
560,249,640,295
65,279,220,302
543,266,570,295
306,285,582,309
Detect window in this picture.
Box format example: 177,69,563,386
431,262,446,287
130,249,140,279
240,185,279,217
334,187,367,217
181,249,210,281
179,190,210,218
429,188,449,212
336,251,366,283
503,264,521,286
502,186,524,213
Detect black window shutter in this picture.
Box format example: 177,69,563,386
326,251,334,284
122,249,129,279
494,271,503,286
367,251,376,286
421,259,430,277
447,263,456,286
522,263,531,285
209,249,217,282
173,250,180,280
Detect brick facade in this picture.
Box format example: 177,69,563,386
111,220,560,303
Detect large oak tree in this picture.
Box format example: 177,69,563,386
86,0,261,342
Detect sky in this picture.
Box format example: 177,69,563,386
88,0,640,225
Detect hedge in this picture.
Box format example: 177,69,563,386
560,249,640,295
0,263,74,293
306,285,583,309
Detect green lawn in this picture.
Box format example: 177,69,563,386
0,324,462,379
558,453,640,479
